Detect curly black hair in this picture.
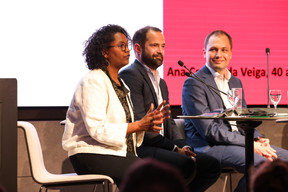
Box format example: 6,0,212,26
83,24,131,70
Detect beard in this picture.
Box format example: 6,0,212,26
141,50,163,70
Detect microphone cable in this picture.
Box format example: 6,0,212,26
178,60,227,110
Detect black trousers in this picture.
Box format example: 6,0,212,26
69,152,139,185
137,146,221,192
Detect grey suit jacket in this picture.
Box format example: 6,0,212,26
182,66,262,148
120,60,187,150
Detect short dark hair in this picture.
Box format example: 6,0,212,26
132,26,162,48
204,30,232,50
83,24,131,70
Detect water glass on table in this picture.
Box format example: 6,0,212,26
269,90,281,116
227,88,242,116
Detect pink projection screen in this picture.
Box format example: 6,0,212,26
163,0,288,106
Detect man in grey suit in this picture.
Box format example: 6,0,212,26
120,26,220,192
182,30,288,192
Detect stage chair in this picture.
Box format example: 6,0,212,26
18,121,114,192
221,167,236,192
174,118,236,192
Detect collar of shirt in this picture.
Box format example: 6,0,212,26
137,59,164,135
104,69,129,96
138,60,161,91
137,59,161,89
205,63,231,81
205,64,238,132
205,63,231,106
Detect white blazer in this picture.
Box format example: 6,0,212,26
62,69,144,157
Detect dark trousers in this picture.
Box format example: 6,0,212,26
137,146,221,192
69,152,139,185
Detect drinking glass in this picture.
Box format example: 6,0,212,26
269,90,281,116
227,88,242,116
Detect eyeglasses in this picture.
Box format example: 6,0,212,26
108,42,132,52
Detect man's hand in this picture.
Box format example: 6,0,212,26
177,146,197,162
254,141,277,161
257,137,270,145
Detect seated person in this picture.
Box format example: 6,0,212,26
120,26,220,192
62,24,169,186
181,29,288,192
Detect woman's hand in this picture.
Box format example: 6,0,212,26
139,100,170,133
128,100,170,134
156,100,171,122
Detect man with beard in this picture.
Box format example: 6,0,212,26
119,26,220,192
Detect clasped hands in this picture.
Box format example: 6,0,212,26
138,100,170,133
254,137,277,161
177,146,197,162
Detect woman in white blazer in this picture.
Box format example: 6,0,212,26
62,24,169,185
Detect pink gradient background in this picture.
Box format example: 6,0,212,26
163,0,288,106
